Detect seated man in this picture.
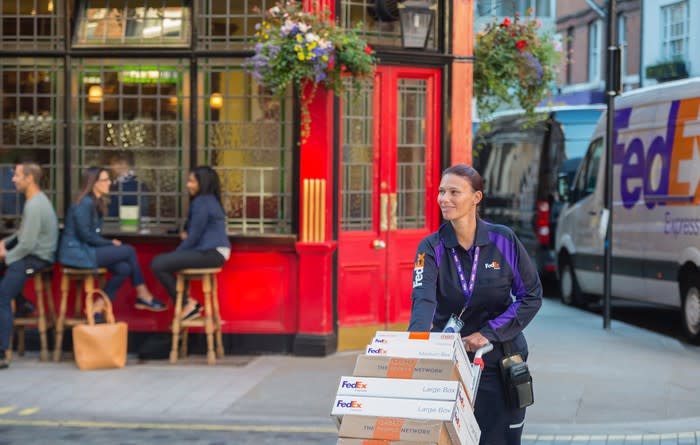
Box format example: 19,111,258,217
106,151,149,219
0,162,58,369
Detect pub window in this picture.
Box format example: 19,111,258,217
74,0,191,47
1,0,64,50
72,60,189,232
0,60,63,230
341,80,374,231
197,0,275,50
341,0,439,50
198,60,293,235
396,78,427,229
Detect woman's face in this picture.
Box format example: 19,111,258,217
438,173,482,222
93,170,111,198
186,172,199,197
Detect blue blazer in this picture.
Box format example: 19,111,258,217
177,194,230,252
58,195,112,269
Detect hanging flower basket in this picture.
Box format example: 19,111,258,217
474,12,562,130
246,1,377,143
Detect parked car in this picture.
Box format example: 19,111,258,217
473,105,604,281
555,78,700,343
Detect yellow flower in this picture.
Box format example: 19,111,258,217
294,44,301,52
296,34,303,43
321,55,328,62
298,53,305,61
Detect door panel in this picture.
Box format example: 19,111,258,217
338,67,440,349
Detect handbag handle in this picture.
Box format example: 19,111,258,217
84,289,116,325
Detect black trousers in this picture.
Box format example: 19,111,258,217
150,249,224,304
474,365,526,445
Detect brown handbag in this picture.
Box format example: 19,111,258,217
72,289,128,371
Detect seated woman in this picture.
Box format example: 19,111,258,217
151,166,230,321
58,167,166,316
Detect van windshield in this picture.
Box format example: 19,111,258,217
555,109,604,159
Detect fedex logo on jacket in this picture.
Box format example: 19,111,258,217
614,97,700,209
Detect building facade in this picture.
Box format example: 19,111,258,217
554,0,641,104
0,0,476,355
641,0,698,85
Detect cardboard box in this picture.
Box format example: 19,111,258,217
337,408,480,445
353,354,475,405
371,331,462,344
336,430,451,444
336,376,460,401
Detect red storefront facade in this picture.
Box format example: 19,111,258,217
1,0,475,356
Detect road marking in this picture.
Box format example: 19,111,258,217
0,418,337,434
0,406,15,415
17,408,39,416
523,433,698,442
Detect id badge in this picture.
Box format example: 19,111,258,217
443,313,464,333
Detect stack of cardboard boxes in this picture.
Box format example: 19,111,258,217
331,331,481,445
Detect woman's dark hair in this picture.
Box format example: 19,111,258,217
76,166,108,215
442,164,484,195
190,165,222,204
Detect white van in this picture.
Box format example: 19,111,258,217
554,78,700,343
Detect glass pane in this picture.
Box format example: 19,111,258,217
198,59,293,235
0,59,63,227
74,0,190,47
396,78,426,229
197,0,276,50
341,80,374,231
341,0,439,50
1,0,64,50
73,60,189,232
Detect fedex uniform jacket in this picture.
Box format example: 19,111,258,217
408,218,542,366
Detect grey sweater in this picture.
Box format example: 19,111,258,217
3,192,58,265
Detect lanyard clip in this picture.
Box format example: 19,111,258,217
458,306,466,318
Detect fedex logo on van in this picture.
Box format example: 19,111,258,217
614,97,700,209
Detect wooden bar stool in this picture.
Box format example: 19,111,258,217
7,265,56,362
53,267,107,362
169,268,224,365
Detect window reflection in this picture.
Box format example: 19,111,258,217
199,62,293,234
75,61,188,228
0,61,61,227
75,0,190,47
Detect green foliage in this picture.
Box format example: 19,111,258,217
474,13,562,130
246,1,377,143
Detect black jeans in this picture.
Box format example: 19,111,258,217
0,255,52,351
150,249,224,304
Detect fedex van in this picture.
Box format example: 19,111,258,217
554,78,700,343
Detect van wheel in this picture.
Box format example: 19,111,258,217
681,277,700,344
559,257,583,307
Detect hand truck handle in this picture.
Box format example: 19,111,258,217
470,343,493,406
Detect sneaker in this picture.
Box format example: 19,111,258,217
0,350,8,370
135,297,168,312
181,303,202,321
14,295,36,317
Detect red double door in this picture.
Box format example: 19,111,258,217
337,66,442,349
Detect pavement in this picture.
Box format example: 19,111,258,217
2,298,700,443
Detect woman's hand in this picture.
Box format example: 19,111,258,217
112,239,122,246
179,231,188,241
462,332,489,353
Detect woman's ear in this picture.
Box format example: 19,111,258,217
473,190,483,206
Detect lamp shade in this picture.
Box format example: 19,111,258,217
210,92,223,109
88,85,103,103
398,0,435,49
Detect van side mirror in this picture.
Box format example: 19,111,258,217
557,173,570,203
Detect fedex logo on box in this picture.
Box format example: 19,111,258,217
341,380,368,390
335,399,363,409
366,347,387,354
614,97,700,210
